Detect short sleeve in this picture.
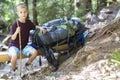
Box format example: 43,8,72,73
28,20,36,30
9,21,17,35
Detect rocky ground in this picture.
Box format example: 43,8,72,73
1,2,120,80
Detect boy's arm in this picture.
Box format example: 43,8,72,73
36,26,46,34
11,27,20,40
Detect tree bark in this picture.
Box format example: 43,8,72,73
24,0,29,19
85,0,91,11
74,0,79,16
32,0,38,25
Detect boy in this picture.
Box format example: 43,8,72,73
8,3,46,72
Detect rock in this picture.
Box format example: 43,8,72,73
114,36,120,42
115,9,120,19
98,12,108,20
90,14,101,24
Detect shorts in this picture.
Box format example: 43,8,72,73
8,44,37,57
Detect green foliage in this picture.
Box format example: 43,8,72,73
0,0,21,33
75,1,86,19
112,49,120,62
36,0,74,25
0,0,89,33
91,0,98,14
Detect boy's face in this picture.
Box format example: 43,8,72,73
17,7,28,20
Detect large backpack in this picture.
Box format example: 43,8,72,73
31,17,87,46
30,17,88,71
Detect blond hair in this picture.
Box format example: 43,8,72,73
16,3,27,11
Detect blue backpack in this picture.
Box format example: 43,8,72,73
31,17,88,46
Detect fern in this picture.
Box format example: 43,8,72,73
112,49,120,62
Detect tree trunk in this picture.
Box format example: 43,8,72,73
24,0,29,19
74,0,79,16
85,0,91,11
32,0,38,25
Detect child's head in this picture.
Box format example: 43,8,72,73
16,3,28,21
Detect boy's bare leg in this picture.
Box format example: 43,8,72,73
26,50,37,65
11,55,18,71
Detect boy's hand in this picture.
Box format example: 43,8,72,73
15,27,20,34
36,26,46,34
11,27,20,40
40,27,46,34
